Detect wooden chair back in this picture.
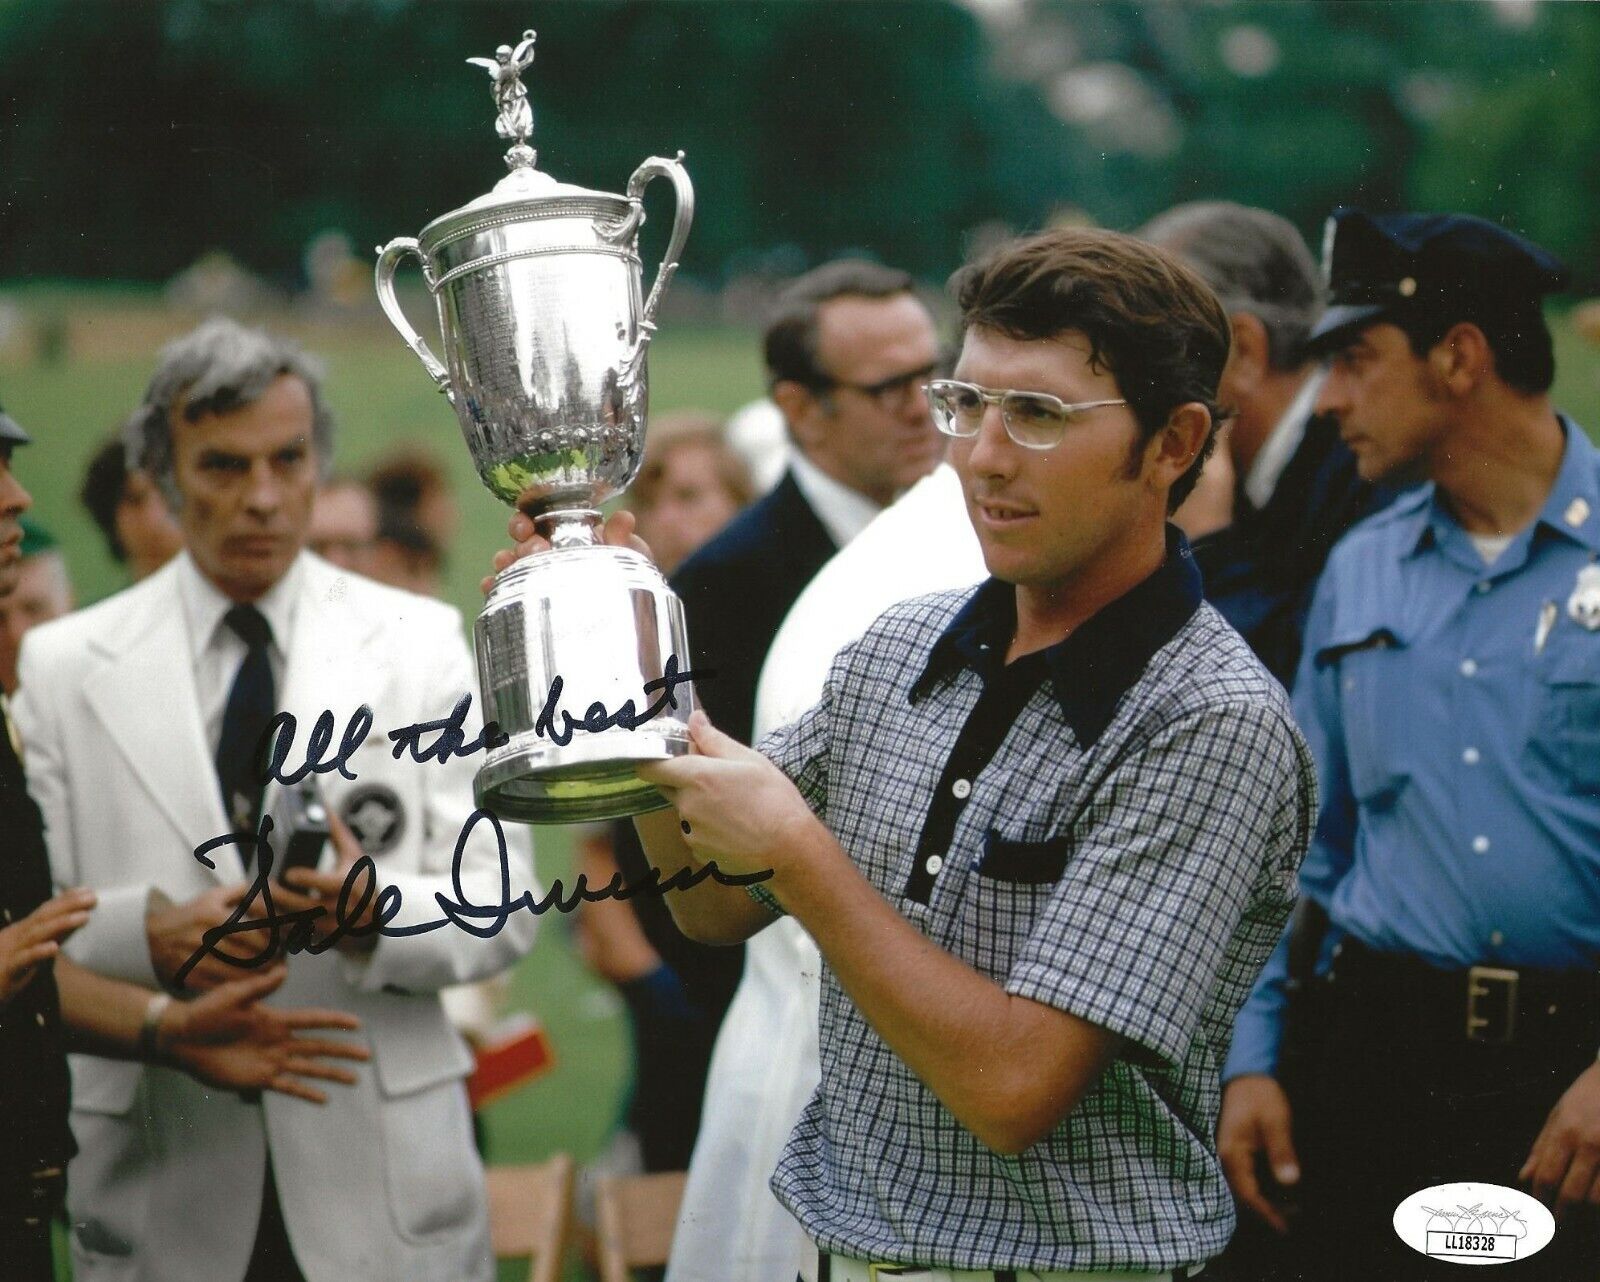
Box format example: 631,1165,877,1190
593,1170,688,1282
486,1152,575,1282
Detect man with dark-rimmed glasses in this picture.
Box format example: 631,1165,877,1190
505,228,1314,1280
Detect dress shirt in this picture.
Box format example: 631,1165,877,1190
1226,415,1600,1081
751,528,1312,1272
787,451,882,550
175,550,302,756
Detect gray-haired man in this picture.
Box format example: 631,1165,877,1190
14,318,536,1281
1142,202,1388,685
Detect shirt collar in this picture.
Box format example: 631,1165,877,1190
177,548,305,660
1242,368,1326,511
911,525,1203,748
1399,414,1600,560
787,451,883,548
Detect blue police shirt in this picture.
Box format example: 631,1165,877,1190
1227,415,1600,1079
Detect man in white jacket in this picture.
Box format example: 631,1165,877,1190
15,318,537,1282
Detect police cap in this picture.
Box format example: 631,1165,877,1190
0,400,30,447
1307,208,1568,352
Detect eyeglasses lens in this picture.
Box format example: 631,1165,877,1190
930,382,984,437
1002,394,1067,447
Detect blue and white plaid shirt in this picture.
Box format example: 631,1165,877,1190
753,528,1315,1272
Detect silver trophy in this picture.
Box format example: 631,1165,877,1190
375,29,696,823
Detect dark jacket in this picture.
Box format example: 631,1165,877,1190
1194,413,1390,687
670,469,840,745
0,709,73,1202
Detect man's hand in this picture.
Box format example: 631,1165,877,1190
0,888,95,1006
482,508,654,594
1521,1060,1600,1218
147,884,253,993
276,810,383,957
159,966,368,1105
1218,1073,1301,1235
637,711,820,882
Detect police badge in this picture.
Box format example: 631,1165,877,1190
1567,563,1600,631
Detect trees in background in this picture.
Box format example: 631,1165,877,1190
0,0,1593,288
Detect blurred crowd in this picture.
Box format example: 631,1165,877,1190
3,194,1599,1282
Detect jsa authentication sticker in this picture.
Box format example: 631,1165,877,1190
1392,1183,1555,1266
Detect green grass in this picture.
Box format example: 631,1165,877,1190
0,300,767,620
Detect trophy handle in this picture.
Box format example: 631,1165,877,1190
624,152,695,333
374,237,453,400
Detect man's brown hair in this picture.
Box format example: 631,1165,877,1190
951,227,1230,511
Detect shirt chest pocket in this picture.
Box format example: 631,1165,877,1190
1332,637,1415,808
948,831,1070,979
1529,642,1600,794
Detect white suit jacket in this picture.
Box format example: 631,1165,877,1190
668,465,984,1282
14,551,538,1282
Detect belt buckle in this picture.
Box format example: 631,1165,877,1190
1466,965,1518,1044
867,1266,929,1280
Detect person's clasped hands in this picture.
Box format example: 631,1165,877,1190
148,807,384,998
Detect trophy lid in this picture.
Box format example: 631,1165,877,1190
420,29,631,247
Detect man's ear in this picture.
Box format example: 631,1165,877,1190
1148,403,1213,490
1225,312,1271,398
772,380,825,450
1431,322,1491,396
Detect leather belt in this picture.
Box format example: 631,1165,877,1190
1323,937,1600,1046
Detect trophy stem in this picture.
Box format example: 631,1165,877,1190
533,506,603,549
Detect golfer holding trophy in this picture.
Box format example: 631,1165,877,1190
377,29,697,823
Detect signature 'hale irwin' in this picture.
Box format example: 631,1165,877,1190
178,809,770,987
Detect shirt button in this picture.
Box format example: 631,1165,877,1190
1462,747,1481,765
1472,835,1491,854
34,1012,45,1028
1,908,10,924
1459,659,1478,677
1475,581,1492,594
951,779,972,800
1490,930,1505,946
925,855,944,876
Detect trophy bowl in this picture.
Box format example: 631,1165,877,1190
375,29,698,823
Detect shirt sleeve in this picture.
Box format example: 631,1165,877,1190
1006,700,1312,1069
1225,576,1358,1079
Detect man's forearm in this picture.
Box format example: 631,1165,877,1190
633,807,775,944
774,825,1118,1154
56,957,163,1061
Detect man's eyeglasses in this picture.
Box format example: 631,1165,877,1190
823,360,945,411
923,379,1128,451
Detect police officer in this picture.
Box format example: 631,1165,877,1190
1219,210,1600,1278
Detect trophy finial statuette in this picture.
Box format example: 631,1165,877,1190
467,28,538,167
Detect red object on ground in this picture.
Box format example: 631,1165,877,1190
468,1013,555,1109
